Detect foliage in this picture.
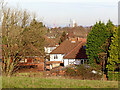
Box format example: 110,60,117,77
65,67,76,76
119,26,120,68
107,27,119,71
88,63,101,71
76,65,102,80
47,28,49,33
65,65,102,80
21,18,46,56
86,21,113,64
59,31,67,44
107,71,119,81
106,19,114,36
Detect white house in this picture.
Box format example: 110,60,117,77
50,39,88,67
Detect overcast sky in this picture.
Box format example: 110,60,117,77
6,0,119,27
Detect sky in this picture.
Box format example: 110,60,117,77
6,0,119,27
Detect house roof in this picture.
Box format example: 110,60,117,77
50,39,88,59
63,42,88,59
44,36,58,47
50,40,81,54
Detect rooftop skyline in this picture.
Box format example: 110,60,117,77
7,0,118,27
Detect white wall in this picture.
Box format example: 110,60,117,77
64,59,88,66
50,54,64,62
44,47,56,54
63,59,75,66
50,54,88,67
64,59,68,67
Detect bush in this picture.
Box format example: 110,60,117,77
76,65,91,76
89,63,101,71
50,69,59,75
65,65,102,80
65,67,77,76
76,65,102,80
107,71,119,81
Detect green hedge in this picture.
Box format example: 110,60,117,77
107,71,119,81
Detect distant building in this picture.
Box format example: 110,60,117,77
69,19,77,27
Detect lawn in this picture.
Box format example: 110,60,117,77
2,75,118,88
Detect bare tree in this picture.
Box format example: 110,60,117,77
2,7,30,76
1,0,47,76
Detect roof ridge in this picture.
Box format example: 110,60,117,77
63,41,84,59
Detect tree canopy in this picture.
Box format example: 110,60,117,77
86,21,113,64
21,18,46,56
59,31,67,45
107,27,119,71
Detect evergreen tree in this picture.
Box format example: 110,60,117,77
105,20,115,62
107,27,119,71
86,21,110,64
106,19,114,36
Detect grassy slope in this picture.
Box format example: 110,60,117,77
2,76,118,88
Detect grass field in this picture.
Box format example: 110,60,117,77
2,75,118,88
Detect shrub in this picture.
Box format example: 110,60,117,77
107,71,119,81
64,65,102,80
75,65,102,80
76,65,91,76
65,67,77,76
50,69,59,75
89,63,101,71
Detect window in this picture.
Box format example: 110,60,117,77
35,59,37,62
20,59,24,63
54,55,58,59
25,59,27,63
81,60,83,64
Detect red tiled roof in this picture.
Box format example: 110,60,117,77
50,40,81,54
50,39,87,59
44,36,59,47
63,42,87,59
